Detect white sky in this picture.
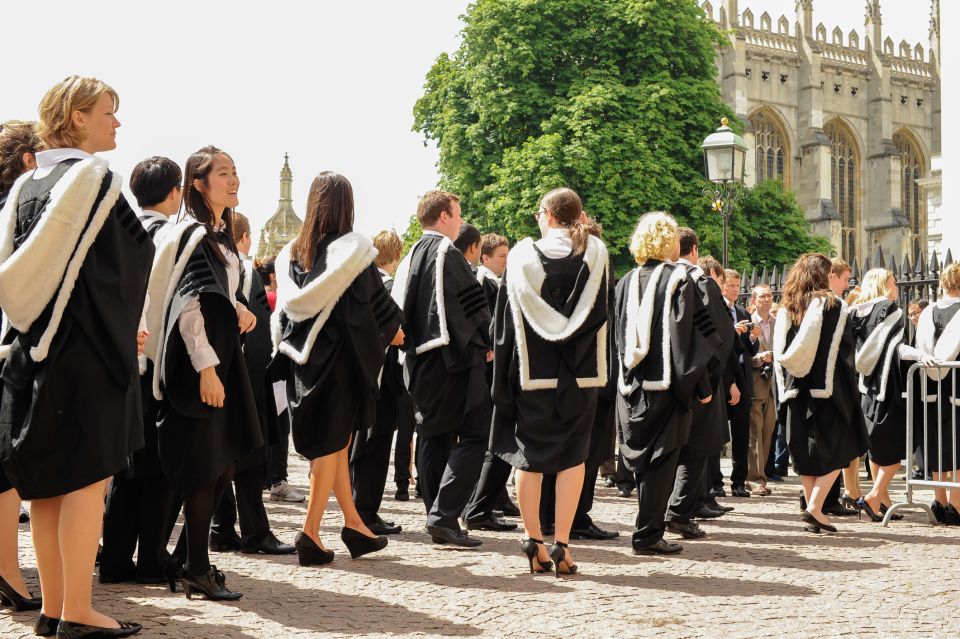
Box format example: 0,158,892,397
4,1,934,256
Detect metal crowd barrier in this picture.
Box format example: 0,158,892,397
883,362,960,526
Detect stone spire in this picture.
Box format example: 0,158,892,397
796,0,813,39
864,0,882,51
256,153,303,258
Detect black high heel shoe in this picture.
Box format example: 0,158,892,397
801,510,837,533
341,527,388,559
179,566,241,601
520,538,553,574
855,497,883,523
0,574,41,611
295,531,335,566
33,614,60,637
547,541,578,578
840,494,859,511
879,503,903,521
55,619,142,638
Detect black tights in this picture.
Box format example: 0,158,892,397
182,463,236,576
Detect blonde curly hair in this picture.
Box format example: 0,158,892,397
941,262,960,295
630,211,679,264
852,268,894,304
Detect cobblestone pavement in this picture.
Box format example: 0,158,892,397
3,451,959,639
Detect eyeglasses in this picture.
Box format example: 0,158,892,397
533,208,546,221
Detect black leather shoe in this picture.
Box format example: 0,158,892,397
0,574,41,611
541,523,555,536
731,485,751,498
498,499,521,518
180,566,242,601
97,572,137,585
34,613,59,637
464,513,518,532
822,501,858,517
209,533,242,552
395,486,410,502
341,527,388,558
634,539,683,555
602,476,617,488
366,515,402,535
240,532,296,555
666,520,707,539
56,619,142,638
692,506,725,519
295,531,335,566
616,487,633,498
704,498,734,512
570,523,619,540
426,524,483,547
709,486,726,498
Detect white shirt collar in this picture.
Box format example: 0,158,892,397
139,209,168,222
677,257,693,266
378,267,389,277
545,227,570,239
937,295,960,309
422,229,445,238
35,148,93,168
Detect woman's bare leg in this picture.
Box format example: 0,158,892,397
332,443,374,537
303,453,338,549
515,470,549,564
30,496,64,619
0,489,30,598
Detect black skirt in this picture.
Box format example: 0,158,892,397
862,394,907,467
918,398,959,473
785,392,869,477
0,325,144,500
289,347,361,460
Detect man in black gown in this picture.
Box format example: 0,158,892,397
392,191,492,547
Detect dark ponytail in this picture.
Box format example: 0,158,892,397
541,187,589,255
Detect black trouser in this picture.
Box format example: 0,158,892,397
463,452,513,522
632,446,682,550
541,396,615,528
265,410,291,487
100,474,175,579
728,400,751,487
418,402,491,532
393,393,416,489
211,462,271,547
351,428,395,523
665,447,709,525
615,450,637,490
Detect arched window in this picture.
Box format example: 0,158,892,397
894,130,926,260
824,119,860,263
750,109,790,187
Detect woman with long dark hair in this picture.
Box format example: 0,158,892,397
774,253,869,533
272,172,403,566
489,188,609,576
0,120,42,615
0,77,151,638
147,146,262,600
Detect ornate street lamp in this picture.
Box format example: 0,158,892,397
701,117,748,267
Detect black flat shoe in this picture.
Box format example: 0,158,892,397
666,520,707,540
633,539,683,555
801,510,837,533
425,524,482,548
56,619,141,638
341,527,388,558
547,541,578,577
0,574,41,611
240,532,296,555
295,531,334,566
464,513,518,532
570,523,619,540
179,566,241,601
34,613,59,637
366,515,402,535
520,538,552,574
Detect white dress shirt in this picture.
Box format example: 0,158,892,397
33,148,93,179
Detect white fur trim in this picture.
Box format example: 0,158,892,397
855,304,903,377
774,298,848,401
477,264,500,286
272,233,377,365
916,305,960,381
148,221,208,400
242,257,255,303
0,158,112,341
506,236,608,391
390,236,454,359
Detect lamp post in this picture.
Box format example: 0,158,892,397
701,117,748,267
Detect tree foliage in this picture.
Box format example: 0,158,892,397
412,0,827,272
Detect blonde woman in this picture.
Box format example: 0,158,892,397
0,77,151,636
614,212,718,555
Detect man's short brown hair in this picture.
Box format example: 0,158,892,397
678,227,699,257
724,268,741,282
480,233,509,258
417,190,459,227
699,255,724,280
373,230,403,267
830,257,851,277
37,76,119,149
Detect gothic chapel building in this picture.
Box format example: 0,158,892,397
705,0,942,263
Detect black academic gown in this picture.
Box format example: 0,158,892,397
849,298,907,466
395,233,491,439
273,232,402,460
489,238,609,473
775,298,870,476
0,159,153,499
157,228,262,493
614,261,718,475
914,301,960,472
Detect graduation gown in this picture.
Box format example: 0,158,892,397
271,232,402,460
614,260,718,475
0,158,153,499
849,297,907,466
489,235,609,473
150,221,262,492
914,300,960,472
391,232,491,439
774,296,869,476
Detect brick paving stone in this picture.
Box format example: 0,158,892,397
2,449,958,638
